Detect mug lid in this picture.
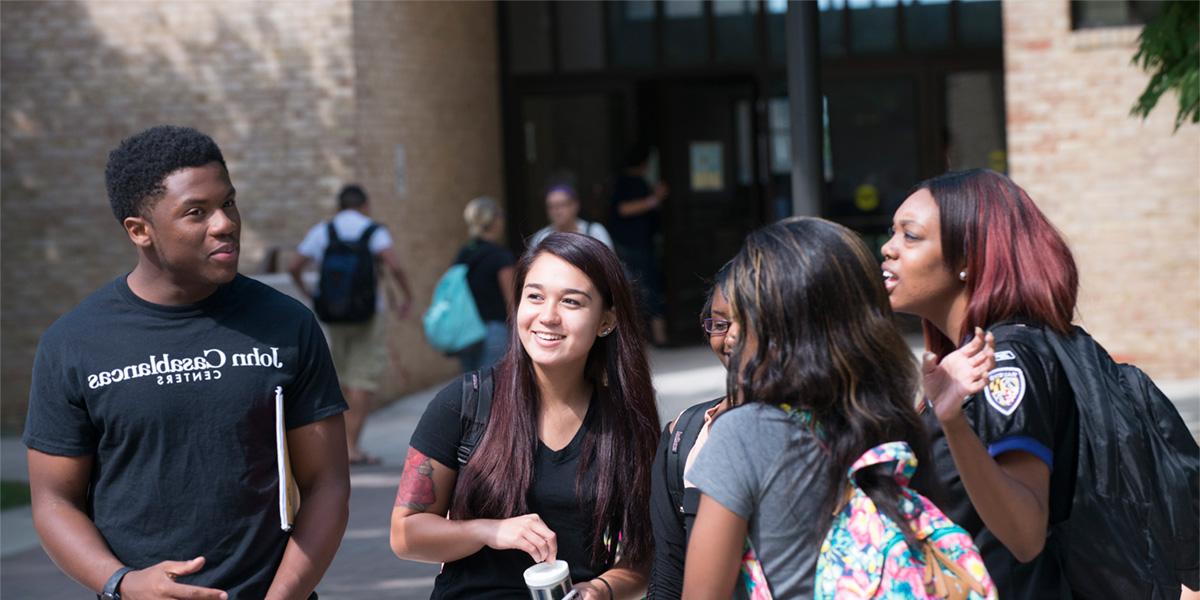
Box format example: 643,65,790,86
523,560,570,588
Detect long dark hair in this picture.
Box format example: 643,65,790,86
449,232,659,569
723,217,929,547
915,169,1078,358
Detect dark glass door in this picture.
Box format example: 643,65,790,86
657,81,763,344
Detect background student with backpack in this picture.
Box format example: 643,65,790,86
882,169,1198,598
289,183,413,466
449,196,516,373
391,233,660,599
683,217,995,599
647,264,735,599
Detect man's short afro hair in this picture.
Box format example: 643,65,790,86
105,125,227,224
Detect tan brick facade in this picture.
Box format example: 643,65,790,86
1,1,502,431
1003,0,1200,380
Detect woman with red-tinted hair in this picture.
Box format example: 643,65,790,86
880,169,1079,598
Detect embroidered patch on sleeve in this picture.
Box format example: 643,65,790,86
984,367,1026,416
994,350,1016,361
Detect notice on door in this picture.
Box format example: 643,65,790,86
690,142,724,192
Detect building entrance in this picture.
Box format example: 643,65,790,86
656,80,763,342
498,0,1005,345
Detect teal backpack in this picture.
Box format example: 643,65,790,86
422,263,486,354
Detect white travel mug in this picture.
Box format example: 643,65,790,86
523,560,577,600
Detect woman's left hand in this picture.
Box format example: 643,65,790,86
922,326,996,425
571,580,611,600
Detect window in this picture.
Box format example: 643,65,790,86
715,0,760,64
903,0,951,52
556,1,604,71
506,1,552,74
608,1,656,68
664,0,709,66
849,0,899,54
1072,0,1164,29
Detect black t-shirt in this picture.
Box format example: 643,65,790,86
915,323,1079,599
409,378,605,599
23,275,347,599
455,239,515,323
608,174,658,253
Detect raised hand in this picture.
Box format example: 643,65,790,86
482,513,558,563
922,327,996,425
118,556,228,600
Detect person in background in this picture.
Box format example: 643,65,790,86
529,184,614,251
609,143,669,346
647,263,734,599
683,217,931,598
25,125,349,600
455,196,516,373
391,232,660,599
289,184,413,466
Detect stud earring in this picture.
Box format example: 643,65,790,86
959,270,967,281
599,328,613,337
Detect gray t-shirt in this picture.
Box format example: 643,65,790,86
687,402,830,598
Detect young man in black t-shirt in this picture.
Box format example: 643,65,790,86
23,126,350,600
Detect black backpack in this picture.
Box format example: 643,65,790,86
456,368,495,467
663,398,750,600
994,323,1199,598
664,398,723,539
314,222,379,323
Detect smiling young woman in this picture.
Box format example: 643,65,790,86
391,232,660,600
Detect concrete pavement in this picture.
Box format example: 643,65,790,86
2,344,1196,599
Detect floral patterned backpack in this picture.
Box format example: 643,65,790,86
739,440,997,600
814,441,997,599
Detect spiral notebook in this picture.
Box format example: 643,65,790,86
275,386,300,531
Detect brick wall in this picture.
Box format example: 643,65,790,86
1003,0,1200,379
0,1,502,431
349,1,506,397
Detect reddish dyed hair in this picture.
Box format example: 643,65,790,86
449,232,659,570
917,169,1079,358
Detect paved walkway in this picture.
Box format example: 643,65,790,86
2,345,1196,598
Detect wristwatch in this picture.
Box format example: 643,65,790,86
100,566,134,600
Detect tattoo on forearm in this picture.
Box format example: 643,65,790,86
395,449,436,510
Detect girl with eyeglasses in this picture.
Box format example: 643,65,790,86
682,217,932,598
646,264,736,599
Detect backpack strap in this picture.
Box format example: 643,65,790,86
848,441,917,487
357,222,380,248
456,367,494,467
923,543,987,598
325,222,341,245
666,398,723,516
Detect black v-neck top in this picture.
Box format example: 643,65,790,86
410,378,603,599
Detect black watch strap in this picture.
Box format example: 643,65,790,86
100,566,134,600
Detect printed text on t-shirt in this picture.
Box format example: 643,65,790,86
86,346,285,389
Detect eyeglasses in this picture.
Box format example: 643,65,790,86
702,318,731,336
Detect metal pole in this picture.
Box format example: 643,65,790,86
786,0,823,217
